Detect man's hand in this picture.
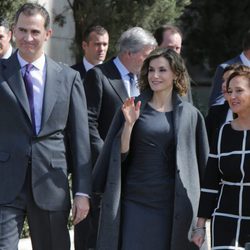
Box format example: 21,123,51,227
72,196,90,225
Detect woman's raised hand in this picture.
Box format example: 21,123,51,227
122,97,141,126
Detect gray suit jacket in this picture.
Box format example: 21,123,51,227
0,53,92,211
93,89,209,250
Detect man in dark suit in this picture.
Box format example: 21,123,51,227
72,25,109,250
209,30,250,106
71,25,109,80
83,26,157,249
0,3,91,250
0,17,14,58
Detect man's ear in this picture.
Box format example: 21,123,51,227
82,41,87,51
7,30,12,42
45,28,52,41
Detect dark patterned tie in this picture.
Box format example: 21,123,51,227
128,72,137,97
23,64,36,134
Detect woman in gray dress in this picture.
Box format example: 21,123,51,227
93,48,209,250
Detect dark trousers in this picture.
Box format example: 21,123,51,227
0,167,70,250
74,194,101,250
74,213,92,250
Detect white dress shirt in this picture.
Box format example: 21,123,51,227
240,52,250,67
2,45,13,59
83,57,102,72
83,57,95,72
18,52,46,135
113,57,140,97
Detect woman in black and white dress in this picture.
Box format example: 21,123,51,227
192,68,250,249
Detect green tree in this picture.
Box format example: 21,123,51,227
179,0,250,73
0,0,27,24
67,0,191,60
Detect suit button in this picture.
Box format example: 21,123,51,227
28,158,32,166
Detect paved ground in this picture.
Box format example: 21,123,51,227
18,230,74,250
18,222,211,250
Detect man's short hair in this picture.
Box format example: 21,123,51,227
14,3,50,29
154,24,182,46
117,26,157,54
82,25,108,43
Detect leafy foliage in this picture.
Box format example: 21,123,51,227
69,0,191,60
179,0,250,73
0,0,27,25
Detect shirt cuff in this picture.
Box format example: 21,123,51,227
75,192,90,198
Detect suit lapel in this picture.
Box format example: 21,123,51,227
40,57,61,132
80,64,86,79
73,63,86,79
104,61,128,102
2,53,32,122
237,55,243,64
109,79,128,102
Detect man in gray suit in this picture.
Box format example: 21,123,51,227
0,3,91,250
209,30,250,106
